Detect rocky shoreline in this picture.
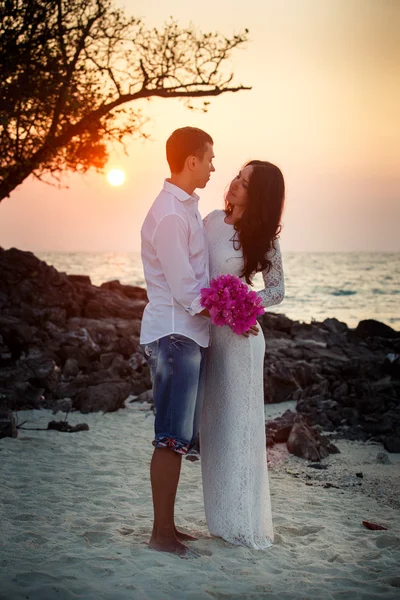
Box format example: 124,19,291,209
1,247,399,454
266,437,400,511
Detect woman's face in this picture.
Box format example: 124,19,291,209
226,165,253,210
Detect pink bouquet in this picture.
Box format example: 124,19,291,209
200,274,264,335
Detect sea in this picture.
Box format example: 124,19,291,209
36,251,400,330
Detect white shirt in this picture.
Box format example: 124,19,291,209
140,180,210,347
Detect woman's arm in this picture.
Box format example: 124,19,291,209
257,239,285,308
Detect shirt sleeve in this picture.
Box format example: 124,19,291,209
257,239,285,308
152,213,204,315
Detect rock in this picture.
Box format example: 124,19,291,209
0,382,45,411
286,415,340,461
0,410,18,439
51,398,73,414
266,409,296,445
83,288,146,320
376,451,391,464
1,246,399,432
289,322,323,342
0,316,33,359
322,318,348,335
0,247,82,318
47,420,89,433
355,319,399,340
39,307,67,326
129,350,147,371
135,390,153,403
100,280,148,301
382,436,400,453
114,336,137,359
332,382,349,398
63,358,80,378
361,413,394,435
259,312,294,335
67,274,92,285
0,247,149,412
73,382,131,413
264,361,321,404
0,334,12,362
383,353,400,378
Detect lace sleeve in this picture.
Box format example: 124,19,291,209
256,239,285,308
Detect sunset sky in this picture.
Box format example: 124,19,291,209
0,0,399,252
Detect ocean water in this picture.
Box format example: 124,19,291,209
36,251,400,329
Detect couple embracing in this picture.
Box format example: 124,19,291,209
140,126,285,556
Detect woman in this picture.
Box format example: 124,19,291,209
200,160,285,549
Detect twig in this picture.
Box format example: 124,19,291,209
18,427,48,431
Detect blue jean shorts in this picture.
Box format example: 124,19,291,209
141,334,208,455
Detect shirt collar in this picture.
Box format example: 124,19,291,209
163,179,200,203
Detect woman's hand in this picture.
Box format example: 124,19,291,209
241,324,259,338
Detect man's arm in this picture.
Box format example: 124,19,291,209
153,213,208,316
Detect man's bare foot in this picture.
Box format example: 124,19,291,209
148,534,189,556
174,527,198,542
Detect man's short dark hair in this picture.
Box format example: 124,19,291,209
166,127,213,173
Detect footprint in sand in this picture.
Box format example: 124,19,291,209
117,527,135,536
278,524,325,537
81,530,110,545
99,515,117,524
373,534,400,550
14,513,40,522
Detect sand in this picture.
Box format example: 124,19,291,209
0,402,399,600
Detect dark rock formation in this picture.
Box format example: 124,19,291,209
47,420,89,433
261,313,400,452
286,414,340,461
265,410,340,461
0,410,18,439
1,247,399,453
266,409,296,446
0,247,150,413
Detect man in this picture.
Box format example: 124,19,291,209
140,126,214,555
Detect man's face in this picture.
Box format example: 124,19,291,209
194,143,215,189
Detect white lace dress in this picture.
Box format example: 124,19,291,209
200,209,285,549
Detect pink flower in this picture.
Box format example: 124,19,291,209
200,274,264,335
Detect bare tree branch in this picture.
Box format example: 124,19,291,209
0,1,251,201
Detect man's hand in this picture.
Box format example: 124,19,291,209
241,324,259,338
198,308,259,337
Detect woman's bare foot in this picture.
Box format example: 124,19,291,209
174,527,198,542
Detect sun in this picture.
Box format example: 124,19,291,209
107,168,125,187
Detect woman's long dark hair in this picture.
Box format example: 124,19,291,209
224,160,285,285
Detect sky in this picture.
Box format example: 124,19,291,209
0,0,399,252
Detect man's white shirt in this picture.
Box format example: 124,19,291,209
140,180,210,347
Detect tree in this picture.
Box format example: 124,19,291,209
0,0,250,202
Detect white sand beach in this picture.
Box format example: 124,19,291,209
1,403,400,600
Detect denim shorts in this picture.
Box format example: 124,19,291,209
141,334,208,455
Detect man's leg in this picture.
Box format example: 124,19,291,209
141,340,185,552
149,447,188,554
145,334,203,553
